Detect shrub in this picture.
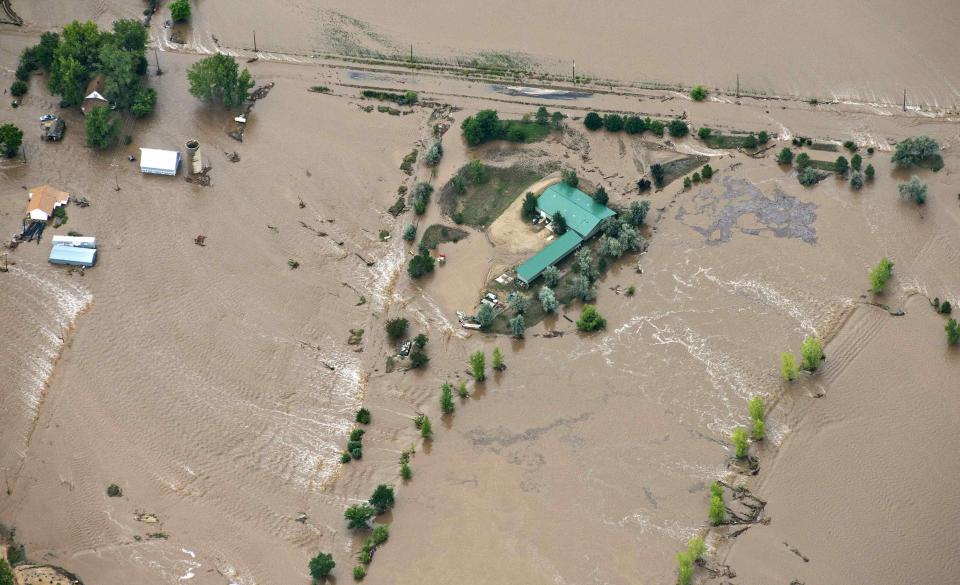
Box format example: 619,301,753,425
940,301,952,315
369,484,395,513
107,483,123,497
372,523,390,543
440,382,455,413
850,153,862,171
843,140,857,152
407,247,435,278
946,319,960,345
625,285,636,296
309,552,336,580
534,106,549,125
697,127,712,140
748,396,765,441
602,113,624,132
353,566,366,580
897,176,927,205
731,427,749,459
476,304,494,330
0,123,24,157
687,536,706,562
677,551,694,585
870,257,894,293
583,112,603,130
357,550,371,565
743,134,758,150
593,185,609,206
650,163,665,187
708,482,726,525
777,147,794,165
690,85,708,101
424,141,443,166
457,380,469,398
521,192,538,220
351,446,362,459
409,351,429,368
170,0,191,21
509,314,525,338
385,318,408,339
550,110,565,129
356,408,371,424
400,462,412,479
834,156,849,175
470,351,486,381
797,167,819,186
561,168,579,187
542,265,560,288
341,452,352,463
800,335,823,372
700,164,713,180
506,124,527,142
402,224,416,241
757,131,770,144
795,152,811,169
781,352,798,381
624,116,645,134
350,428,365,442
489,347,504,371
537,287,558,313
628,200,650,226
84,108,120,150
692,172,701,183
867,146,875,155
850,171,864,190
865,164,875,180
10,81,27,97
420,415,433,439
576,305,606,332
648,119,664,136
668,119,689,138
892,136,939,168
131,87,157,118
637,177,651,192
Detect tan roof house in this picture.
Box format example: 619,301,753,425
26,185,70,222
81,74,109,115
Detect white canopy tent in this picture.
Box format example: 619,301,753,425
139,148,181,176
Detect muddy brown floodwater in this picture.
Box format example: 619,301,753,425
1,3,960,585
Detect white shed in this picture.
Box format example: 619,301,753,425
139,148,181,176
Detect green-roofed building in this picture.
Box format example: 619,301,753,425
516,182,615,285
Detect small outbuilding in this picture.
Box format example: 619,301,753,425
49,245,96,267
51,235,96,249
26,185,70,222
139,148,181,176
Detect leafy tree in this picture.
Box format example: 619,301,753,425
648,119,665,136
509,293,528,315
58,20,103,72
402,224,417,241
687,536,706,562
368,484,395,513
353,566,366,580
10,81,27,97
84,107,120,149
583,111,602,130
850,153,862,171
743,134,758,150
356,408,371,424
865,164,875,180
576,304,606,331
187,53,254,107
897,176,927,205
535,105,549,125
800,335,823,372
561,168,579,187
131,87,157,117
689,85,708,101
111,19,148,53
35,31,61,69
795,152,811,169
891,136,939,168
461,109,501,145
372,524,389,545
538,287,558,313
344,505,376,530
0,124,24,157
650,163,665,187
409,350,429,368
542,265,560,288
843,140,857,152
400,462,412,479
677,551,694,585
170,0,191,22
385,318,408,339
940,300,952,315
708,482,726,525
701,164,714,180
624,116,645,134
551,211,567,235
668,119,689,138
731,427,749,459
602,113,624,132
99,42,141,109
476,304,494,330
470,351,486,381
757,131,770,144
946,319,960,345
683,176,692,189
575,247,597,281
440,382,455,413
309,552,336,580
506,124,527,142
780,352,798,381
697,127,712,140
407,247,435,278
593,185,609,206
748,396,765,441
510,314,525,338
617,223,644,252
550,110,565,129
797,167,819,186
599,235,623,259
521,192,538,220
777,147,794,165
424,141,443,166
420,415,433,439
870,257,894,293
49,54,87,106
834,155,849,175
492,347,504,371
629,200,651,226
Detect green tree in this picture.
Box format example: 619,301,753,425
618,223,644,252
353,566,366,580
506,124,527,142
58,20,103,72
748,396,765,441
668,119,689,137
476,304,494,330
84,107,120,149
697,126,711,140
571,275,595,302
795,152,811,169
344,504,375,530
10,81,27,97
650,163,665,187
648,119,665,136
400,462,412,479
535,105,549,125
402,224,417,241
599,235,623,259
542,265,560,288
385,318,408,339
624,116,645,134
551,211,567,235
701,164,714,180
777,147,794,165
946,319,960,345
576,304,606,332
898,176,927,205
850,171,864,190
440,382,455,413
409,351,429,368
470,350,486,381
865,163,875,180
757,131,770,144
0,124,23,157
131,87,157,117
780,352,799,381
593,185,609,206
48,54,87,106
583,111,603,130
100,43,141,109
677,551,694,585
687,536,706,562
602,113,624,132
708,482,726,525
800,335,823,372
550,110,565,129
561,168,579,188
731,427,749,459
510,314,525,338
407,247,435,278
834,155,849,175
798,167,819,186
368,484,395,513
892,136,939,168
870,257,894,293
743,134,758,150
492,347,504,370
629,200,651,226
424,141,443,166
356,408,371,424
35,31,61,69
683,176,692,189
461,109,500,145
187,53,254,107
850,153,862,171
464,159,486,184
690,85,708,101
309,552,335,580
170,0,191,22
522,192,538,220
420,415,433,439
509,293,528,315
111,19,148,52
575,247,597,281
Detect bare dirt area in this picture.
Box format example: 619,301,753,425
487,175,559,254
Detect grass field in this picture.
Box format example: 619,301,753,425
438,163,556,229
421,224,468,249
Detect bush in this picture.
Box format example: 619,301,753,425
510,314,525,338
187,54,254,107
345,504,376,529
440,382,455,413
506,124,527,142
583,112,603,130
309,552,336,580
697,127,712,140
690,85,708,101
420,415,433,439
795,152,810,169
692,172,701,183
777,147,794,165
602,113,624,132
350,428,365,441
628,200,650,226
414,333,428,349
407,247,435,278
892,136,939,167
835,156,849,175
743,134,758,150
748,396,765,440
538,287,557,313
781,352,799,381
170,0,191,21
356,408,371,424
700,164,713,180
731,427,749,459
757,131,770,144
625,285,636,296
107,483,123,497
850,153,862,171
797,167,819,186
842,140,856,152
946,319,960,345
677,551,694,585
131,87,157,118
668,119,689,138
400,462,412,479
402,224,416,241
369,484,395,513
492,347,504,371
534,106,549,125
385,318,408,339
84,108,121,150
521,192,538,220
940,300,952,315
409,351,429,368
470,351,486,381
424,141,443,166
353,565,366,580
624,116,645,134
897,176,927,204
650,163,665,188
0,123,24,157
637,177,651,192
865,164,875,180
543,266,561,288
708,482,726,525
561,168,578,188
850,171,864,190
648,119,665,136
800,335,823,372
591,185,609,206
10,81,27,97
870,257,894,293
476,304,494,330
576,305,606,332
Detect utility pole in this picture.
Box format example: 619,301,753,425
253,30,257,52
409,44,413,62
903,89,907,112
736,74,740,98
572,59,576,84
154,47,163,76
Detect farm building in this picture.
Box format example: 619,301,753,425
26,185,70,222
139,148,181,176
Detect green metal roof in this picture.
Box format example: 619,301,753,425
537,183,616,237
516,231,583,284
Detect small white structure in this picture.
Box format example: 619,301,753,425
139,148,181,176
51,235,96,249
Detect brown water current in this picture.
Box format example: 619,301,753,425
2,4,960,585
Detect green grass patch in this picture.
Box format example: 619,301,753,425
809,142,839,152
661,155,709,187
421,224,468,249
501,120,551,143
361,89,418,105
439,162,556,229
807,159,838,172
703,133,754,149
